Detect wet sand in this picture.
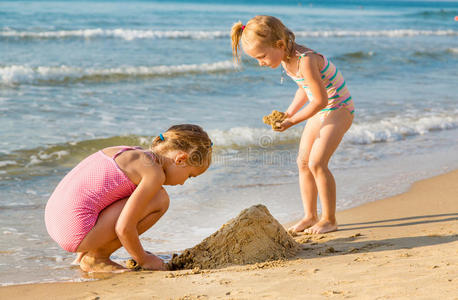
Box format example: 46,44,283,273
1,170,457,299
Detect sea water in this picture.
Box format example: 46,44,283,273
1,0,457,285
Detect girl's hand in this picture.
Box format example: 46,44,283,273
274,118,294,132
140,252,168,271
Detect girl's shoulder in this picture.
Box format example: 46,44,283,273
127,148,162,170
130,153,165,186
102,146,157,164
106,146,164,185
297,49,325,74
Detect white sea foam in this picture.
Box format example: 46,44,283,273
37,150,69,160
294,29,458,38
26,150,70,166
208,113,458,148
346,114,457,145
138,137,154,145
0,160,17,167
0,61,235,84
0,29,227,40
1,29,456,40
6,112,457,171
209,126,306,149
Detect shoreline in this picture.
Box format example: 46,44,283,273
1,170,457,299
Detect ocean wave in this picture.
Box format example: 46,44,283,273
0,61,235,85
0,28,227,40
346,114,457,145
209,113,458,148
334,51,376,62
1,28,456,41
294,29,458,38
405,9,458,19
0,135,151,178
1,112,456,177
0,160,17,167
332,48,455,64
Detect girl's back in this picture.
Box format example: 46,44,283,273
45,147,141,252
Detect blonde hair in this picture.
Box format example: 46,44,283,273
151,124,212,167
231,15,295,63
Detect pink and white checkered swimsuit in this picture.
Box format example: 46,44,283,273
45,146,147,252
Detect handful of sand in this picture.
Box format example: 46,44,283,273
125,257,141,270
263,110,287,130
126,205,299,271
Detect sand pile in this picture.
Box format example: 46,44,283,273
167,204,299,270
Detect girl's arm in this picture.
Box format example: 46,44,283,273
285,87,308,118
276,55,328,131
115,163,165,267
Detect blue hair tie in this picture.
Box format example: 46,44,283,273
159,133,165,141
211,142,213,147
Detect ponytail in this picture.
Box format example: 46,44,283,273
231,21,244,63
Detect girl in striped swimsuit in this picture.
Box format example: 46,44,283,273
231,16,355,234
45,124,212,273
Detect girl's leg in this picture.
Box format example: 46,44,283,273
288,115,322,232
305,109,353,234
76,188,170,272
71,251,87,265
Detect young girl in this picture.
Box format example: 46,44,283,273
231,16,354,234
45,124,212,272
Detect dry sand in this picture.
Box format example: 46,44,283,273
1,170,457,299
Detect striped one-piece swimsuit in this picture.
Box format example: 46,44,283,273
287,51,355,116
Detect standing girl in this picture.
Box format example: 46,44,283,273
231,16,355,234
45,124,212,272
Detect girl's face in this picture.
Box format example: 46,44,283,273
243,41,285,69
163,151,208,186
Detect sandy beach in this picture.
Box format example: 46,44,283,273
1,170,457,299
3,0,458,292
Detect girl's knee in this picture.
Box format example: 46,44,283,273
297,156,313,173
145,189,169,217
156,188,170,213
308,159,328,175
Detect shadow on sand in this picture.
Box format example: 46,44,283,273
293,213,458,259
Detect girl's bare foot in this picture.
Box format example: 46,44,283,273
288,216,318,233
80,255,128,273
71,252,88,266
304,219,337,234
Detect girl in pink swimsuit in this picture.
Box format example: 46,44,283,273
231,16,355,235
45,124,212,273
